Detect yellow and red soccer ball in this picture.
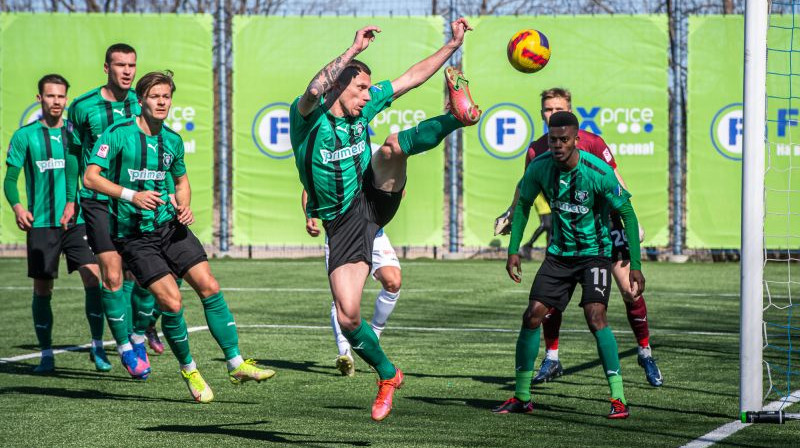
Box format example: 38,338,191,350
507,29,551,73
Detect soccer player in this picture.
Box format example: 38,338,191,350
290,19,480,421
3,74,105,373
495,88,662,387
83,70,275,403
492,111,644,419
302,189,402,377
69,43,161,377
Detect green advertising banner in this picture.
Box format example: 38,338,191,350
233,16,444,246
0,14,214,243
462,16,670,248
688,15,800,249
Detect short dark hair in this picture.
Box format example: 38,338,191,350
548,111,579,129
336,59,372,85
135,70,176,99
37,74,70,95
105,43,136,64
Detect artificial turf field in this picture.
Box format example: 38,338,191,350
0,258,796,447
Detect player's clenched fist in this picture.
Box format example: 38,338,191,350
629,269,645,297
351,26,381,53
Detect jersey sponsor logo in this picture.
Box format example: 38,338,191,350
552,200,589,215
478,103,533,160
128,168,167,182
97,144,109,159
35,158,65,173
710,103,743,161
18,102,43,127
50,135,62,144
113,108,125,116
574,190,589,203
252,102,293,159
320,140,366,164
147,143,158,152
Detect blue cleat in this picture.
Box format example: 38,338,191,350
121,349,150,380
638,354,663,387
33,355,55,374
89,346,112,372
532,358,563,384
131,342,151,379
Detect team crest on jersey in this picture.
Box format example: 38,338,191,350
353,122,365,138
97,144,109,159
575,190,589,203
163,153,173,168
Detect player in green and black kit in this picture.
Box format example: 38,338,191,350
84,71,275,402
491,112,645,419
290,18,481,421
3,74,103,373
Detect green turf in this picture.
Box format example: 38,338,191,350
0,258,796,447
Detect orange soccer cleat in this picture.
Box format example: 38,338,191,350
371,368,404,421
445,66,482,126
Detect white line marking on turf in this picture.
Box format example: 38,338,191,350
0,324,737,364
0,286,472,293
680,391,800,448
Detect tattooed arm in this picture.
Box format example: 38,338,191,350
296,25,381,117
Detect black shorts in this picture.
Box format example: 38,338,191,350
529,255,613,312
81,197,116,254
322,169,404,275
609,213,630,262
113,220,208,288
27,225,97,279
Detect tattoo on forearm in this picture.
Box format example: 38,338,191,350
306,54,349,98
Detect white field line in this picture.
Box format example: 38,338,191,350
0,323,736,364
0,286,472,293
680,391,800,448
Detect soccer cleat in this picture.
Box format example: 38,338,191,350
120,349,150,380
145,326,164,355
532,358,563,384
491,397,534,414
33,355,55,374
336,353,355,377
89,346,112,372
638,354,663,387
372,368,404,421
445,66,481,126
181,368,214,403
608,398,630,419
132,342,151,377
228,359,276,385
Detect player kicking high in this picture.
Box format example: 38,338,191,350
494,88,661,387
290,19,480,420
493,111,644,419
303,190,402,377
4,74,104,373
84,71,275,402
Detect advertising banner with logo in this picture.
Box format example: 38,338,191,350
0,14,214,243
688,16,800,249
462,16,670,248
233,16,444,246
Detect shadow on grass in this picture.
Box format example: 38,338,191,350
0,361,126,381
140,421,371,446
0,386,189,404
213,357,345,377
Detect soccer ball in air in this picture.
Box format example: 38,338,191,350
507,29,551,73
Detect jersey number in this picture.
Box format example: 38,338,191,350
611,229,628,247
590,267,608,287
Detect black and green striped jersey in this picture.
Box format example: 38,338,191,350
87,118,186,238
289,80,394,221
68,87,140,201
6,120,80,228
519,151,632,257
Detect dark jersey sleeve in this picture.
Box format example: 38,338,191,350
580,131,616,169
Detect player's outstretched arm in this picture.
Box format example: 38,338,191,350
390,18,473,100
296,26,381,117
83,164,164,211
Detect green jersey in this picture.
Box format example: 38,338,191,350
68,87,140,201
289,80,394,221
518,151,632,257
87,118,186,238
6,120,80,228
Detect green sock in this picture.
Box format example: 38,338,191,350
84,286,104,340
514,326,540,402
342,319,396,379
123,279,135,335
397,113,463,155
101,288,129,346
201,292,240,361
131,284,155,336
593,326,626,403
32,294,53,350
161,308,193,365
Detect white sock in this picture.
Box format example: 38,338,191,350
130,333,146,345
116,342,133,355
91,339,104,349
227,355,244,371
181,360,197,372
545,349,559,361
371,289,399,337
41,349,54,358
638,346,652,358
330,301,351,356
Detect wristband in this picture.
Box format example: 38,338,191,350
120,188,136,202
